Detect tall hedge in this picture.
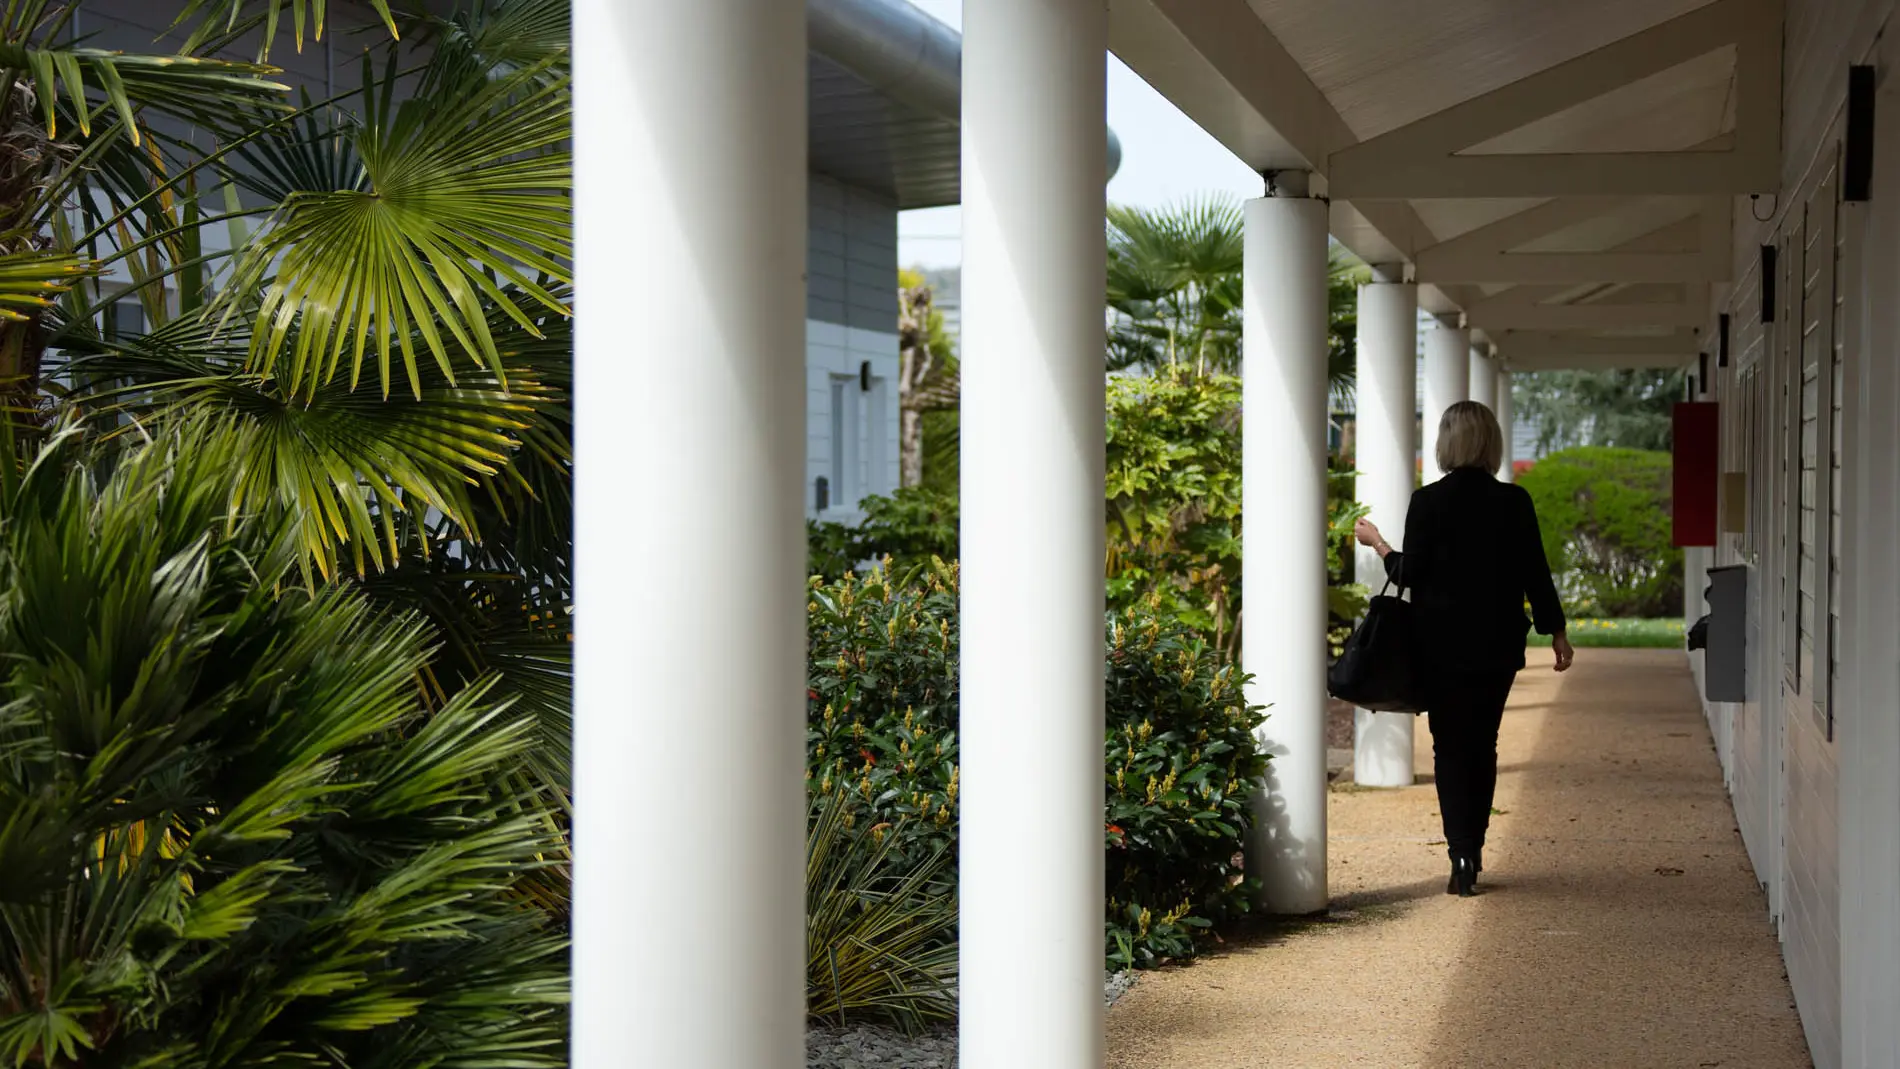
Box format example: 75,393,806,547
1516,446,1682,617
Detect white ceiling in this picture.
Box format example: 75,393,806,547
1109,0,1764,370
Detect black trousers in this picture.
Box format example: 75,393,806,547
1426,672,1517,861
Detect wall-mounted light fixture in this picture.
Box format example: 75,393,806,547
1718,313,1731,368
1698,352,1710,396
815,476,830,512
1846,65,1876,203
860,360,872,391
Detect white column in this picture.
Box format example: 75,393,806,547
1243,178,1330,915
1423,323,1471,482
960,0,1106,1064
1497,368,1516,481
1352,280,1417,788
1469,342,1498,413
575,2,805,1067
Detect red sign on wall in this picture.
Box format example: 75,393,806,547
1673,402,1719,547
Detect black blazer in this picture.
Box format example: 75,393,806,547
1382,467,1566,678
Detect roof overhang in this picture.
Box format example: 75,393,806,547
809,0,1123,210
1109,0,1784,371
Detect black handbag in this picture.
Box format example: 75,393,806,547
1327,578,1425,714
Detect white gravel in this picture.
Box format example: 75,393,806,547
804,973,1141,1068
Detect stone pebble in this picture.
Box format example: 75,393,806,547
805,972,1139,1068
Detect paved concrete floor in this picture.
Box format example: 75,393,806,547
1107,649,1813,1069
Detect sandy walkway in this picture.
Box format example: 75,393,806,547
1107,649,1812,1069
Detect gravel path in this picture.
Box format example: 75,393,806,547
1106,650,1814,1069
805,972,1140,1068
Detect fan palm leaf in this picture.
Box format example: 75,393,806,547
219,54,571,399
1,0,292,148
0,421,567,1068
58,304,562,579
169,0,398,61
407,0,570,93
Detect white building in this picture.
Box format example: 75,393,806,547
592,0,1900,1065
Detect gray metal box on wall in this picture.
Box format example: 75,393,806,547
1703,565,1748,702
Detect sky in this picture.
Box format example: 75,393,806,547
897,0,1264,270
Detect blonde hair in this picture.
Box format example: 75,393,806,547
1436,400,1504,474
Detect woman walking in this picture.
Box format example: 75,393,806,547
1354,401,1573,897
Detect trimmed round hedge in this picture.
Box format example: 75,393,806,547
1517,447,1682,618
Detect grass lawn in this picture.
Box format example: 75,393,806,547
1528,618,1685,649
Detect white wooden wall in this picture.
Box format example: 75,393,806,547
1705,3,1900,1064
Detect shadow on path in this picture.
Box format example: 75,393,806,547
1107,650,1810,1069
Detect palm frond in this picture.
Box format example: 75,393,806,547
168,0,398,62
57,297,564,579
0,43,291,146
407,0,570,93
0,420,566,1067
219,55,571,399
0,247,85,322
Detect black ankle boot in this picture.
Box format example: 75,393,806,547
1446,856,1477,897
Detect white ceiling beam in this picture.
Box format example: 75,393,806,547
1421,250,1724,285
1416,198,1728,283
1470,300,1706,330
1108,0,1352,171
1505,350,1698,371
1414,197,1611,267
1499,330,1700,357
1338,142,1759,199
1326,0,1783,199
1331,0,1744,183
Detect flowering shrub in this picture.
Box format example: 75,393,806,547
1104,606,1267,968
805,562,1268,974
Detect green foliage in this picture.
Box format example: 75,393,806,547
1515,368,1688,453
0,424,567,1068
805,791,957,1033
1527,618,1686,649
16,0,576,818
1325,468,1370,656
1104,369,1365,659
804,564,1267,981
920,407,960,495
1517,446,1683,618
1106,198,1243,374
1104,196,1363,405
807,487,960,580
1105,368,1243,655
1103,609,1267,970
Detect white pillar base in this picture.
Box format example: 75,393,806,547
1242,188,1330,915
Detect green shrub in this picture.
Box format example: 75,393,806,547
1105,369,1243,657
0,426,566,1068
807,486,959,579
805,563,1267,984
1517,446,1683,618
1103,368,1366,661
1104,607,1267,969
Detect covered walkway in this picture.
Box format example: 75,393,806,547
1107,649,1811,1068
